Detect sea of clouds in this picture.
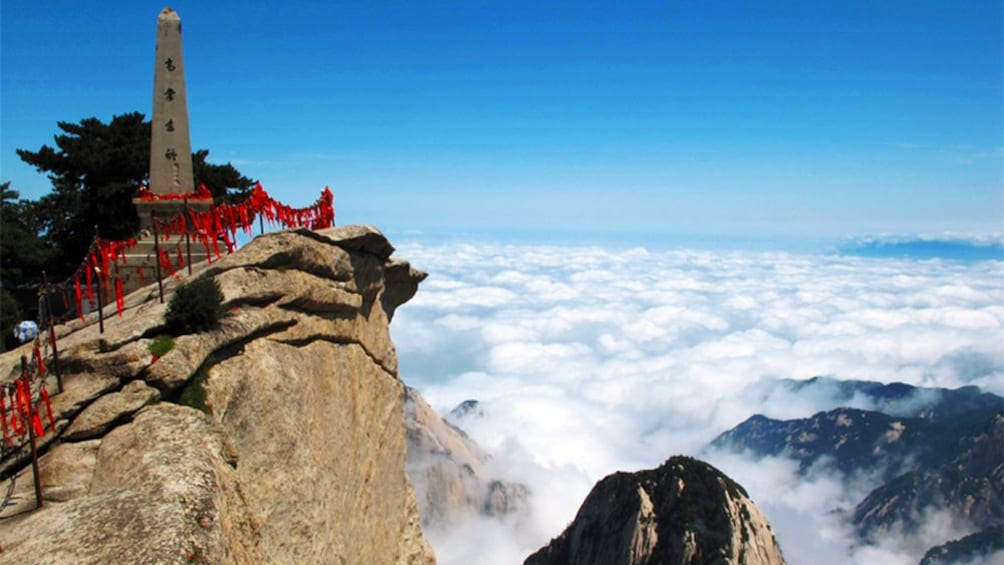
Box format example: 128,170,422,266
389,237,1004,565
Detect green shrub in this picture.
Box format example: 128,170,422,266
148,335,175,358
165,277,225,334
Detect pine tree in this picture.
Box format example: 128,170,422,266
15,112,256,278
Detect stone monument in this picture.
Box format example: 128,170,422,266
134,7,209,232
125,8,211,294
149,7,194,196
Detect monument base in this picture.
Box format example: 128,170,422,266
113,198,218,297
132,198,213,232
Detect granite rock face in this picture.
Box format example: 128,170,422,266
0,226,434,564
524,456,785,565
2,404,262,563
404,386,528,529
62,379,160,441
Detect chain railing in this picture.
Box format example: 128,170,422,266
0,183,335,513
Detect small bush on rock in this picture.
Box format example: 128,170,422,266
148,335,175,357
165,277,225,334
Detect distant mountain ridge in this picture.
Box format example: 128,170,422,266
711,377,1001,477
853,412,1002,542
710,377,1003,564
771,376,1000,420
920,526,1004,565
839,237,1004,261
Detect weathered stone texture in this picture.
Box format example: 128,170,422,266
149,8,194,195
206,339,432,564
525,456,785,565
404,386,528,529
0,226,434,564
62,379,160,441
2,404,263,563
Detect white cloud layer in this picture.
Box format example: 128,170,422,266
391,241,1004,564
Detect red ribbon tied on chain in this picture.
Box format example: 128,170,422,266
60,184,335,322
85,259,94,300
14,380,28,436
41,387,56,432
159,249,180,280
75,276,85,321
115,278,125,316
32,411,44,437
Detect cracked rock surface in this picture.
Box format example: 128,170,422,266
0,226,434,564
404,386,529,530
524,456,786,565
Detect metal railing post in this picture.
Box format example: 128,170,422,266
93,226,104,334
21,356,43,509
152,212,164,303
184,197,193,275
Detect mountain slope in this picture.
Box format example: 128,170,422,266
711,380,1003,479
853,412,1003,541
0,226,435,563
919,525,1004,565
404,385,527,528
709,378,1003,562
524,455,785,565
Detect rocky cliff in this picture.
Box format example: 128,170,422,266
0,226,435,564
403,386,527,529
853,412,1003,544
524,455,785,565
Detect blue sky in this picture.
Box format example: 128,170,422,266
2,1,1001,239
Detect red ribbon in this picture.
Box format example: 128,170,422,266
10,400,21,437
75,275,84,321
85,260,94,300
160,249,182,281
32,411,44,437
115,277,125,316
62,184,334,318
15,381,28,435
135,186,213,201
41,387,55,432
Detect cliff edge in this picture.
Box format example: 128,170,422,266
0,226,435,564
